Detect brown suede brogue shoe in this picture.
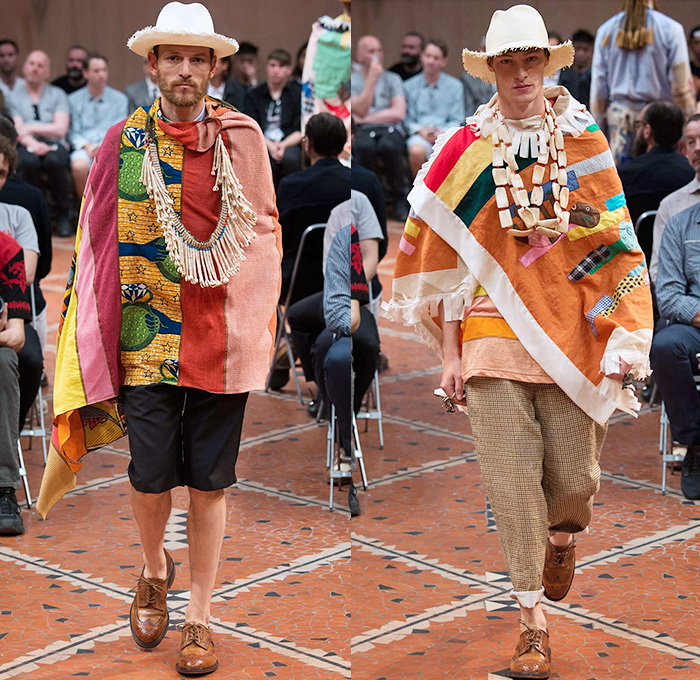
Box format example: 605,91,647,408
129,549,175,649
542,537,576,601
175,622,218,676
510,622,551,679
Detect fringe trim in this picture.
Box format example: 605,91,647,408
598,349,652,417
318,14,351,32
139,134,257,287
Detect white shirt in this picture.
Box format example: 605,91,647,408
146,78,160,102
208,81,225,99
650,175,700,284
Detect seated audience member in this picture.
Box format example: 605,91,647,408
618,101,694,262
52,45,88,95
207,55,245,109
311,223,379,517
543,31,564,88
125,58,160,113
292,42,307,85
277,112,349,304
69,54,128,197
352,35,409,221
388,32,424,81
244,49,302,186
460,35,496,117
0,40,23,98
286,191,382,402
0,116,52,354
230,41,259,92
691,25,700,98
650,114,700,284
651,201,700,500
7,50,73,237
558,29,594,108
0,136,43,440
404,39,465,178
0,231,31,535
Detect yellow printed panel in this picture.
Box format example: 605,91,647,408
436,135,493,211
567,207,626,242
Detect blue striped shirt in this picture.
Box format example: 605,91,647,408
324,224,351,336
657,202,700,324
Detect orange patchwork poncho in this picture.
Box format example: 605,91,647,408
384,89,653,425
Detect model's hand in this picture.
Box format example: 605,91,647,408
605,358,632,382
440,355,466,405
0,305,7,333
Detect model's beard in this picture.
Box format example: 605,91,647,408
631,129,647,158
158,75,209,108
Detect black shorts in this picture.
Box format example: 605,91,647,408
120,384,249,494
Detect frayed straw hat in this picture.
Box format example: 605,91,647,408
462,4,574,84
128,2,239,58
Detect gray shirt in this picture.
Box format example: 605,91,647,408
324,190,383,271
656,202,700,324
323,224,351,336
650,175,700,285
0,203,40,254
351,68,404,119
7,81,69,143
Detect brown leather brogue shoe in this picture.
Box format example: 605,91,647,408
542,537,576,601
510,623,551,679
175,622,218,676
129,549,175,649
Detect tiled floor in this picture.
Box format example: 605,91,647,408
3,223,700,679
350,223,700,680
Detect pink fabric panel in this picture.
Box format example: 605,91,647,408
399,235,416,256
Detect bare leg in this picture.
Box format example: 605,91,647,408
130,487,171,579
185,487,227,625
71,160,90,198
519,531,573,631
409,145,427,178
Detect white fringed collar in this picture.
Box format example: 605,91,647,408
469,86,591,158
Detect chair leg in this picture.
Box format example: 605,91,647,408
373,369,384,450
353,414,369,491
16,440,32,509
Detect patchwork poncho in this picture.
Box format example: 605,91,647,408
384,89,653,426
37,98,282,517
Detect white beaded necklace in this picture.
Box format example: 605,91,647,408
139,116,257,288
491,97,570,239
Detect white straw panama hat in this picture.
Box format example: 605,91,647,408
462,4,574,84
127,2,239,58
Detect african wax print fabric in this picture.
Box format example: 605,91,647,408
384,89,653,426
37,97,282,517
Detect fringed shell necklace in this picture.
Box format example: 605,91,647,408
491,96,570,239
139,114,257,288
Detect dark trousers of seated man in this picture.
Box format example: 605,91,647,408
17,145,73,220
17,324,43,431
353,125,408,210
0,348,21,490
650,323,700,445
310,307,380,452
270,144,302,188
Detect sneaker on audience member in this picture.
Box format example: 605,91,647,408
0,488,25,535
681,445,700,500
